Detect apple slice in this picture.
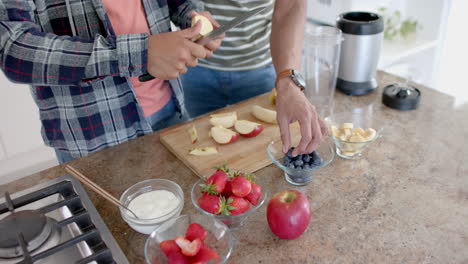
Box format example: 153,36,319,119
251,105,277,124
234,120,264,137
189,147,218,156
192,15,213,39
187,125,198,144
210,126,239,144
209,112,237,128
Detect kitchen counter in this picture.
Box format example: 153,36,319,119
2,71,468,264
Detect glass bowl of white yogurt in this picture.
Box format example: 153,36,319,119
119,179,184,234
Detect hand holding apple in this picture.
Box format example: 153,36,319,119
267,190,311,240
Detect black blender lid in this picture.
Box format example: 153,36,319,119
382,83,421,110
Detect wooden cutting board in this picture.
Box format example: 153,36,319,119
159,93,301,180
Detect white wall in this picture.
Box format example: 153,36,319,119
437,0,468,106
0,72,58,184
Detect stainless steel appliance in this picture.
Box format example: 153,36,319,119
0,175,129,264
336,11,384,96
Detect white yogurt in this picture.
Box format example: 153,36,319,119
128,190,180,220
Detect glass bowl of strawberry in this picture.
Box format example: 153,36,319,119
144,214,234,264
190,166,268,229
267,138,335,186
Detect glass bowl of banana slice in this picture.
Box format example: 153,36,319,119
325,110,384,159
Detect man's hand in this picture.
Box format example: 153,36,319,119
276,78,329,156
191,11,224,53
147,21,210,80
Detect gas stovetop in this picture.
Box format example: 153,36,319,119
0,175,129,264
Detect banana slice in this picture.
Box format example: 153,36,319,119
331,125,341,137
349,134,367,143
342,128,352,138
353,127,366,137
364,128,377,141
341,123,354,130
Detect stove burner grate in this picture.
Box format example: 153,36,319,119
0,210,59,258
0,180,119,264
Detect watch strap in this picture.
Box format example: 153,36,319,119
275,69,305,91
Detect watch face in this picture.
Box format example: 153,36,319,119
291,70,306,88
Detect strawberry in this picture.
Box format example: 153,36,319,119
231,172,252,198
185,223,207,242
197,194,222,215
221,179,233,197
189,243,219,263
245,182,262,206
200,165,229,195
175,237,202,257
160,240,181,257
228,196,250,215
167,252,189,264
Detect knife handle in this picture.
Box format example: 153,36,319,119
139,73,155,82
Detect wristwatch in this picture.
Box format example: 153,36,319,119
275,69,306,91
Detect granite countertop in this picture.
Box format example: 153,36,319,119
2,71,468,263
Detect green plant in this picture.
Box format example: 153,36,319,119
378,7,422,41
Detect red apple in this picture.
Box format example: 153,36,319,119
266,190,311,240
210,126,239,144
234,120,264,137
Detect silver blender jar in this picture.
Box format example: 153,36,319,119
336,12,384,96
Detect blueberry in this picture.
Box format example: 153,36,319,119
303,175,312,182
283,156,291,166
288,163,295,169
311,151,320,161
303,164,311,170
294,177,305,183
303,155,311,163
296,154,303,161
287,148,294,158
312,157,323,167
294,159,304,167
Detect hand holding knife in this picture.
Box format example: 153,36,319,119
138,7,266,82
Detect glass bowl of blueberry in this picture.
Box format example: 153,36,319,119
266,138,335,186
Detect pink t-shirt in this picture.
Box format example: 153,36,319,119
102,0,172,117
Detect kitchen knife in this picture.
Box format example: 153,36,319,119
138,6,266,82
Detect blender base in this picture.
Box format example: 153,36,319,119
336,78,378,96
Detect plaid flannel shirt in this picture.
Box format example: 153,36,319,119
0,0,203,158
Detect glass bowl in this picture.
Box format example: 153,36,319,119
325,110,384,159
144,214,234,264
191,174,268,230
266,138,335,186
119,179,184,234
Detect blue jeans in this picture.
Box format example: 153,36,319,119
181,63,276,118
55,96,184,164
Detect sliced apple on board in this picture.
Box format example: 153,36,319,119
251,105,277,124
189,147,218,156
187,125,198,144
234,120,264,138
210,126,239,144
191,15,213,40
209,112,237,128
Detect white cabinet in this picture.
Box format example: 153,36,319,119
0,72,58,184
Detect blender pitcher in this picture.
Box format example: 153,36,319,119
302,26,343,118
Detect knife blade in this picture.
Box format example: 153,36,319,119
138,6,266,82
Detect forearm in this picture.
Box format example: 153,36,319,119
270,0,306,82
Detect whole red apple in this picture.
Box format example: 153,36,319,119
266,190,311,240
